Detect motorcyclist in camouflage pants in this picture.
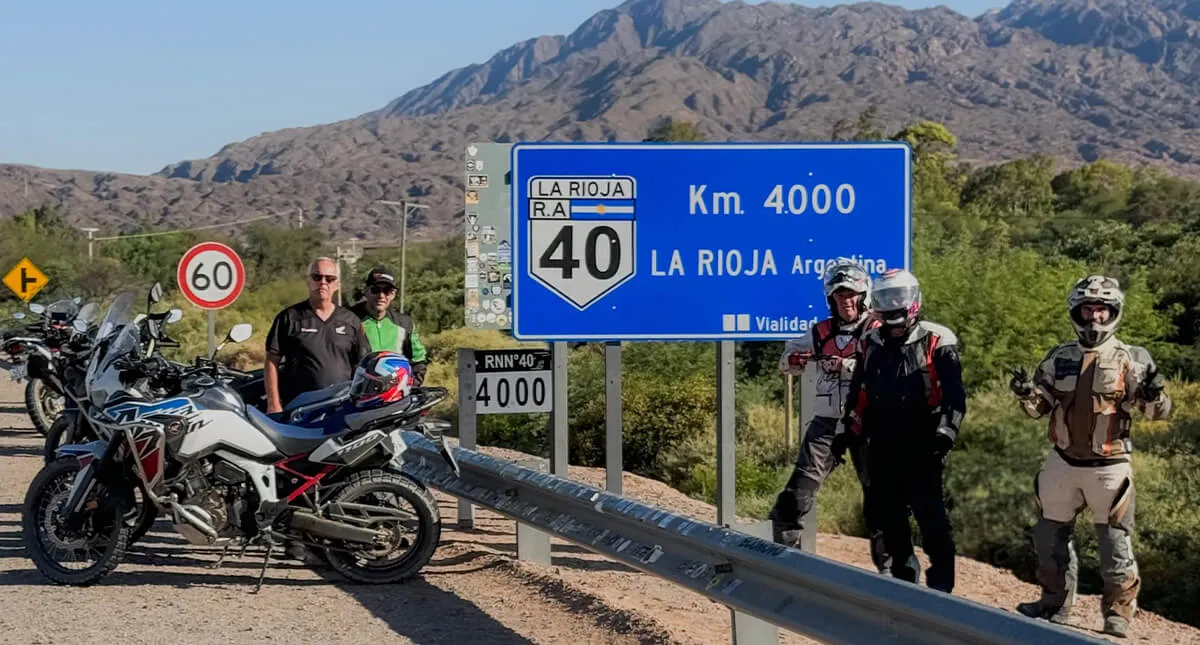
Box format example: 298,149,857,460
769,260,891,574
1010,275,1172,639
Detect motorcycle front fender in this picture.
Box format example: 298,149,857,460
56,439,114,526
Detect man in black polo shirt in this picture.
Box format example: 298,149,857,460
264,256,371,413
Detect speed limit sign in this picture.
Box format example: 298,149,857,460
177,241,246,309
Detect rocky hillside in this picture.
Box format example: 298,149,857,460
6,0,1200,238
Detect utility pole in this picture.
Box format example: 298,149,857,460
81,227,100,262
334,240,363,307
376,199,428,313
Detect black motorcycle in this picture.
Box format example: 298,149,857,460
1,297,91,435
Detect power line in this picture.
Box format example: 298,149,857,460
91,213,279,241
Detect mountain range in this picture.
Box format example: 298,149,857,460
5,0,1200,240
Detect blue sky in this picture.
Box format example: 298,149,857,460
0,0,1007,175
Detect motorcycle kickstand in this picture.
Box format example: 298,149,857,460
209,544,231,570
252,539,278,594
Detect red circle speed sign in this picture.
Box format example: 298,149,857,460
176,242,246,310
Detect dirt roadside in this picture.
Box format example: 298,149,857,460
0,376,1196,644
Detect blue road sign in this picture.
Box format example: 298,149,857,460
510,142,911,341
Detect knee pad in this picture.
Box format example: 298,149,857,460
1107,476,1136,533
1096,523,1138,583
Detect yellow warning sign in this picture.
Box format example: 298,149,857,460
3,258,49,303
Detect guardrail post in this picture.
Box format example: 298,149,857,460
732,520,781,645
456,349,476,530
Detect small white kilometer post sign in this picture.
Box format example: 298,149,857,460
473,349,552,415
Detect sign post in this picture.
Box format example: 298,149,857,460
457,348,554,561
176,241,247,353
508,141,912,645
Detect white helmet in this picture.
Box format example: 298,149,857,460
871,268,922,333
1067,275,1124,347
821,259,871,321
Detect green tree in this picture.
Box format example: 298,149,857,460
960,154,1057,219
891,120,964,212
831,104,885,141
644,119,707,142
1051,159,1134,217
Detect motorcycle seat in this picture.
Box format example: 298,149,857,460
245,405,345,457
283,382,352,419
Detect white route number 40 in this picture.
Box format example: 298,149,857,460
527,176,637,310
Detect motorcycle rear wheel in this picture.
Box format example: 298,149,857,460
25,378,62,436
321,470,441,584
22,458,131,586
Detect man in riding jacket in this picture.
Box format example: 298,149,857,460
844,268,966,594
349,266,428,387
770,260,891,574
1010,275,1171,639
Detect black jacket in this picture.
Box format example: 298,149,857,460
844,320,967,454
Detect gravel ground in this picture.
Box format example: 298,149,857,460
0,376,1197,644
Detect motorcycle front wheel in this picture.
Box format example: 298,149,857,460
22,458,131,585
321,470,441,584
25,378,63,436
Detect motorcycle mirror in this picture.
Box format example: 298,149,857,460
28,303,45,314
227,323,252,344
73,319,88,333
73,296,82,305
12,312,25,320
149,282,163,306
78,302,99,322
166,308,183,324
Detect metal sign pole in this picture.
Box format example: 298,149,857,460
551,341,569,475
716,340,736,527
207,310,215,357
605,341,622,494
457,349,477,529
784,373,793,453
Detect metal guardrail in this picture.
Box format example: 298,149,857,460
396,432,1108,645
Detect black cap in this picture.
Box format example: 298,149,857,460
365,266,397,288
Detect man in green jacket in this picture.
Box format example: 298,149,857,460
349,265,428,386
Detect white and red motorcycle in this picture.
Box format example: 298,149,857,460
22,287,457,590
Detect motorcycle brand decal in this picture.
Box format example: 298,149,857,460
105,397,197,423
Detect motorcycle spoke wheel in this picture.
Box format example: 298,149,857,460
320,470,440,584
22,459,130,585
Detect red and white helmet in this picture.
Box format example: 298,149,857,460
349,351,413,409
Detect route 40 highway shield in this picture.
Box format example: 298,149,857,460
509,142,911,342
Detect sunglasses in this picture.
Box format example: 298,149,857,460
369,285,396,295
310,273,338,283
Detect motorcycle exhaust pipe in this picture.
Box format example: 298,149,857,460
288,511,385,544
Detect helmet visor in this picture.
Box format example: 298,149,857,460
873,285,919,312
